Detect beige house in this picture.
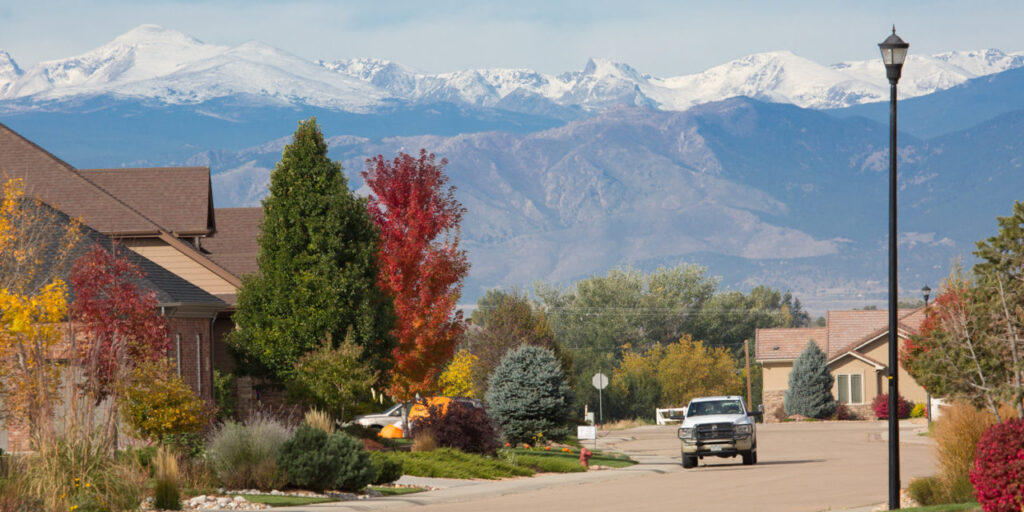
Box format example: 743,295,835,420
756,308,927,421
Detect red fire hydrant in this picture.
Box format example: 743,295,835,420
579,447,593,469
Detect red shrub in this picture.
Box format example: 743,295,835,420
872,393,912,419
409,401,498,454
970,418,1024,512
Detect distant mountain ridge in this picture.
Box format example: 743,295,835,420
3,25,1023,113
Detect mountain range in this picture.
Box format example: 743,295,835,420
3,25,1023,312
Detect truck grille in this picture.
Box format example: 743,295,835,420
695,422,734,440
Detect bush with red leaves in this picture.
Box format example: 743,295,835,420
871,393,912,419
970,418,1024,512
409,401,499,454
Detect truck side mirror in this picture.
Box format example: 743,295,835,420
748,404,764,417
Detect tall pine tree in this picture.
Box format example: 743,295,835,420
228,118,394,383
784,340,837,418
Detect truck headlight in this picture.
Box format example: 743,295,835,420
734,424,752,435
678,427,694,440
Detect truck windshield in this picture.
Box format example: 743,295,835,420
687,400,744,416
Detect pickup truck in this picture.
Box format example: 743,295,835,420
676,395,762,469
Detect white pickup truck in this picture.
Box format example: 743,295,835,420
677,395,762,469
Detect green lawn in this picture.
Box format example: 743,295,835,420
898,504,980,512
501,448,636,469
368,486,425,496
234,495,339,507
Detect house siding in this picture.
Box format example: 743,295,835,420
122,238,238,295
167,317,215,401
860,337,928,404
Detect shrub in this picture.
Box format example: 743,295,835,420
214,370,237,421
910,402,927,419
871,393,912,419
970,418,1024,512
907,476,944,506
369,451,403,485
153,446,182,510
409,401,498,454
278,425,376,492
832,403,858,421
485,345,574,443
208,414,293,490
119,360,214,442
304,408,335,434
784,341,836,418
20,435,148,512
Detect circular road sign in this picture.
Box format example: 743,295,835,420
592,373,609,390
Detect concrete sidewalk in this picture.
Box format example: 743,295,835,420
274,455,680,512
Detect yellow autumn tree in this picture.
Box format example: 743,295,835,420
656,335,742,407
0,178,81,441
438,349,479,397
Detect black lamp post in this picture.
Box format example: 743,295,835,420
880,27,909,511
922,284,931,426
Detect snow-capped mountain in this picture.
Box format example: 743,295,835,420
2,25,1022,113
2,25,387,111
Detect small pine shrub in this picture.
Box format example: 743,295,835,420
153,447,182,510
910,402,927,419
783,341,837,418
907,476,944,506
409,401,498,454
369,452,403,485
970,418,1024,512
277,425,377,492
485,345,574,443
871,393,912,419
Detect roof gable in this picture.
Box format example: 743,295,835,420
78,167,214,236
0,123,162,235
756,308,926,364
203,207,261,277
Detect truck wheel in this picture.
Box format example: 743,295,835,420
682,453,697,469
742,449,755,465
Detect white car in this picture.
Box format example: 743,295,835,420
352,404,403,431
677,395,762,468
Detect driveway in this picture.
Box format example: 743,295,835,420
277,420,935,512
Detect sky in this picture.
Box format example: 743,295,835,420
3,1,1024,76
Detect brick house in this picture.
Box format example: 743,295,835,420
755,308,927,421
0,122,263,450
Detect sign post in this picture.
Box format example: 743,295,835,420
592,372,608,430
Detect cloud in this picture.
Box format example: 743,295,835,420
899,231,956,249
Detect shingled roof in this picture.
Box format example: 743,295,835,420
756,308,925,363
204,207,262,278
78,167,214,236
0,124,162,235
33,200,225,308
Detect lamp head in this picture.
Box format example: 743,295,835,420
922,284,931,302
879,27,909,83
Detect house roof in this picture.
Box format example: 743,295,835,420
0,123,161,235
756,308,926,363
0,122,243,297
35,200,225,308
755,327,827,361
204,207,262,278
78,167,214,236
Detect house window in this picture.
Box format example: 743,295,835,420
837,373,864,404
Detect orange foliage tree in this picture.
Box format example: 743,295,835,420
363,150,470,401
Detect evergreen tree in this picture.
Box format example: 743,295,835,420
784,340,836,418
228,118,394,383
485,345,573,443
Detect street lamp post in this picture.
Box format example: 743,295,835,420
880,27,909,511
922,285,931,426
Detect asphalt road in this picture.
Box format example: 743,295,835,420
280,420,936,512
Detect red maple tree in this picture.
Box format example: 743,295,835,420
363,150,470,400
70,244,170,403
